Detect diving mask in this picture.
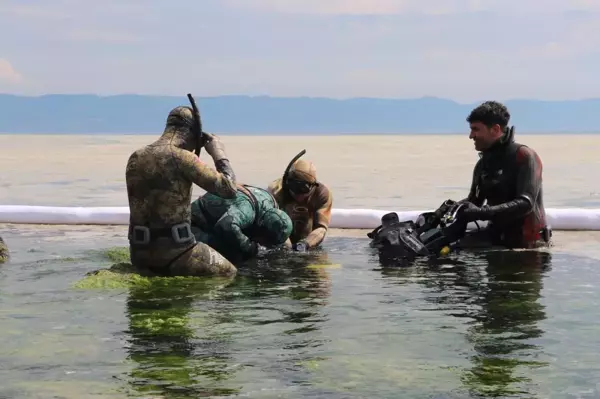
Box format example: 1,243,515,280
287,178,315,194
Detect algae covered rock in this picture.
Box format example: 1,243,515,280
0,236,9,264
73,246,235,291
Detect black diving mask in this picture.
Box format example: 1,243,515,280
287,178,315,195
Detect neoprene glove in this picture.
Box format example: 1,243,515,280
460,202,488,222
462,199,530,223
203,133,228,161
248,241,267,257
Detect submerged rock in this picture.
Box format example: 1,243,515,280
0,236,9,263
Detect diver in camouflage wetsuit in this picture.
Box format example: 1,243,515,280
268,153,333,252
191,185,293,263
125,103,239,277
0,236,9,263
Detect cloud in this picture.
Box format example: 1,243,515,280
0,0,598,101
222,0,409,15
0,59,23,85
222,0,599,15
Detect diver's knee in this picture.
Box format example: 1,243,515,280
172,242,237,277
204,245,237,276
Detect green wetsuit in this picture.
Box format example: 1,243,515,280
191,185,293,263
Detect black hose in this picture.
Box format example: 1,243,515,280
281,149,306,194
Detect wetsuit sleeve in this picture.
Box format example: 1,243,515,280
178,150,237,199
213,200,257,256
304,185,333,248
469,146,540,220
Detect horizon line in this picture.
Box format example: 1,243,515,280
2,93,600,104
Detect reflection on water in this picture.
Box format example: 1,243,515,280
1,230,600,398
124,277,239,398
461,250,550,398
123,250,334,398
377,249,551,397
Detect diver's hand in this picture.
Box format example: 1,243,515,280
459,201,484,222
293,240,309,252
203,133,228,161
434,199,452,218
249,241,267,256
257,244,268,254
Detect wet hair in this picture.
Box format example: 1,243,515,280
466,101,510,129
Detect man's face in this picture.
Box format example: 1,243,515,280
469,121,503,151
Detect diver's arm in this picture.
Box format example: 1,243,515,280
213,204,257,257
302,185,333,249
463,147,540,221
203,134,237,182
178,150,237,199
303,227,327,249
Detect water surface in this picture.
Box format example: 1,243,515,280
1,225,600,398
1,134,600,398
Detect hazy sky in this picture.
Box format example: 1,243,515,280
1,0,598,102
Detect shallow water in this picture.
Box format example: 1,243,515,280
1,134,600,398
2,225,600,399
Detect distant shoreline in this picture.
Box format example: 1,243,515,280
2,94,600,134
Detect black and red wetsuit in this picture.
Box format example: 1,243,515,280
459,130,550,249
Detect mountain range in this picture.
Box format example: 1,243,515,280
1,94,599,134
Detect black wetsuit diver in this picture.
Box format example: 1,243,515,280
453,125,551,249
368,125,551,260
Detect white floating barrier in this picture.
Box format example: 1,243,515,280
1,205,600,230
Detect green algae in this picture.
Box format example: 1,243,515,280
0,244,9,264
101,246,130,263
72,245,235,291
72,263,234,291
72,264,146,290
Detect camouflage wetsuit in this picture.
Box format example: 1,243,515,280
125,106,238,277
268,159,333,251
456,128,550,249
190,184,293,263
0,236,8,263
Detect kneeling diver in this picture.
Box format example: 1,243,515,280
125,94,239,277
190,184,293,263
268,150,333,252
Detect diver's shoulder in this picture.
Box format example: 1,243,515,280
314,182,333,203
316,181,332,195
267,178,283,193
513,143,541,160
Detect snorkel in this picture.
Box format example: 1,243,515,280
281,149,306,196
186,93,203,156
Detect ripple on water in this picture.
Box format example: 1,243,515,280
1,232,600,398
